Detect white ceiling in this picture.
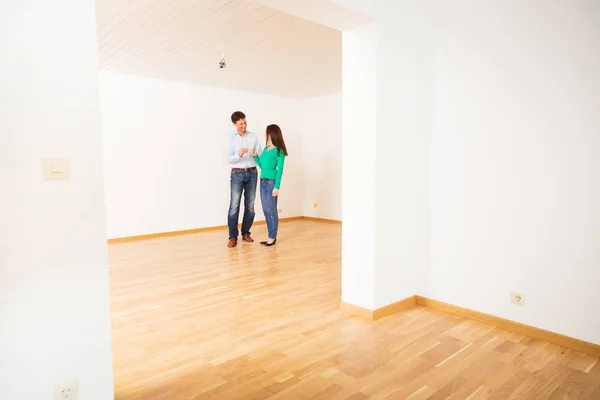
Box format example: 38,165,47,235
95,0,346,98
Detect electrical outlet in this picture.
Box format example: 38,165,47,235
511,292,525,306
277,208,282,214
313,203,318,208
55,380,79,400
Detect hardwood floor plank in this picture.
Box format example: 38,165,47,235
108,220,600,399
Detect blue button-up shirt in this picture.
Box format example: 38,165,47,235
227,131,263,168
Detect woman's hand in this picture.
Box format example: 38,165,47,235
272,189,279,197
250,149,257,157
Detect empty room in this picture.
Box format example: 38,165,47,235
2,1,600,400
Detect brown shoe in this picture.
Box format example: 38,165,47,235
227,238,237,248
242,235,254,243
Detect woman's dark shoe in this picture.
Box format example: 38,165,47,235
265,239,277,246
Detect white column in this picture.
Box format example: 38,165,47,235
373,2,432,307
0,1,114,399
340,22,378,309
341,3,431,310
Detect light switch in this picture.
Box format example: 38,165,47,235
42,158,70,181
51,163,63,173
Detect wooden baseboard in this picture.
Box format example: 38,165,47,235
341,295,599,357
373,296,418,319
340,302,376,320
302,216,342,225
416,296,600,358
340,296,417,321
107,216,304,244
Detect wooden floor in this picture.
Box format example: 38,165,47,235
109,220,600,399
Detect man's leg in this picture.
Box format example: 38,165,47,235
240,169,257,239
228,170,244,244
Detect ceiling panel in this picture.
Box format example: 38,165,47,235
95,0,342,98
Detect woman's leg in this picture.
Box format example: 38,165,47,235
260,179,269,217
260,180,272,239
271,192,278,239
260,180,277,242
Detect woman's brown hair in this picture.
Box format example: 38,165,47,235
266,124,288,156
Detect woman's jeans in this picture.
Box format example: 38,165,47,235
260,178,278,239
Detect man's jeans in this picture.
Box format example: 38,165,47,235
260,178,278,239
228,168,257,239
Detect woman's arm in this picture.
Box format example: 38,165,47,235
274,152,285,190
251,149,262,168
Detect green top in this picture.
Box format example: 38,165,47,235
253,146,286,189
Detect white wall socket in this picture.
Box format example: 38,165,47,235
55,380,79,400
511,291,525,306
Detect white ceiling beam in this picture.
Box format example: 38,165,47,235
252,0,373,31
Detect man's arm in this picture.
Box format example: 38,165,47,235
227,135,247,164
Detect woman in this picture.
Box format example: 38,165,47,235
251,124,288,246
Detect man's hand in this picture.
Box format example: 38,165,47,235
238,148,248,157
272,189,279,197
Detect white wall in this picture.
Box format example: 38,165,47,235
0,0,114,399
99,70,304,239
300,92,343,220
427,1,600,344
336,0,599,344
99,71,343,239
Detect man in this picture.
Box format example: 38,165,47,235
226,111,262,248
